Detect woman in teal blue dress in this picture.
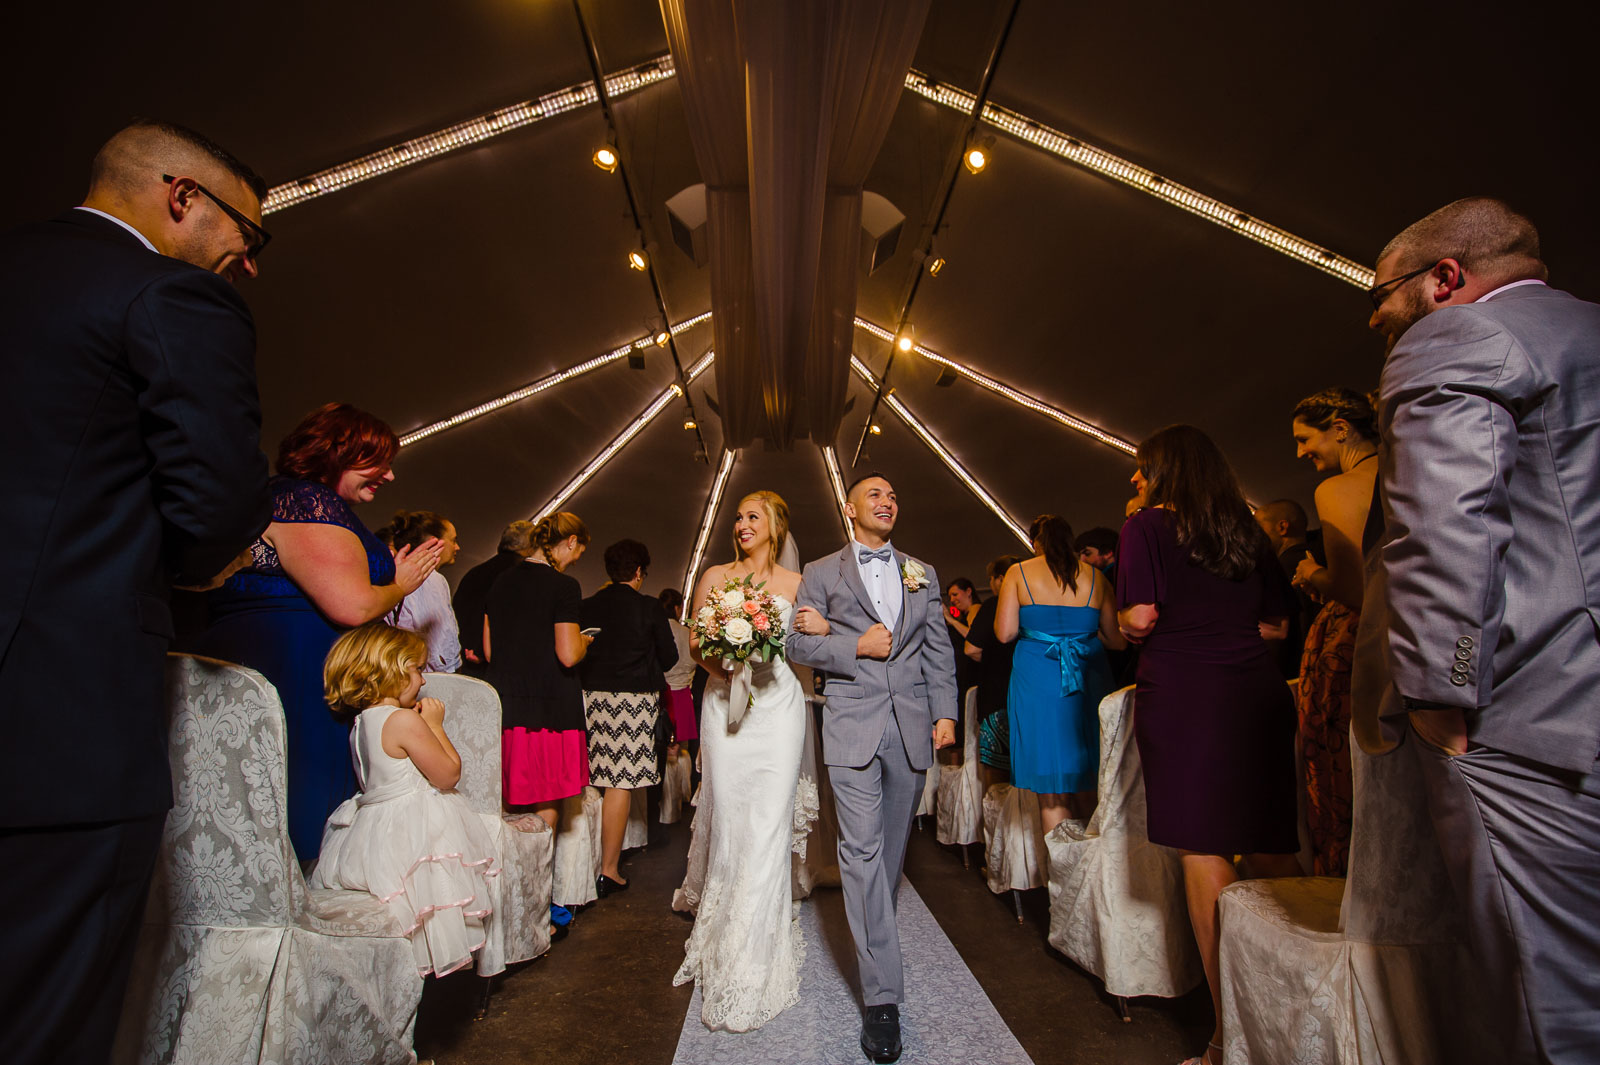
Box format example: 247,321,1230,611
995,515,1124,834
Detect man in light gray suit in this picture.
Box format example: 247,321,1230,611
1368,197,1600,1064
787,473,957,1064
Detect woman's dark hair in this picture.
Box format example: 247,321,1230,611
532,512,589,567
658,588,685,615
604,539,651,584
987,554,1023,582
1136,424,1270,581
1291,387,1379,444
946,577,976,596
276,402,399,486
1027,514,1080,591
386,510,451,551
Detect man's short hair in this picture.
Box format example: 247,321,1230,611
845,471,891,497
1257,499,1309,539
603,538,651,584
1380,197,1547,285
90,120,268,201
499,520,537,553
1075,527,1119,556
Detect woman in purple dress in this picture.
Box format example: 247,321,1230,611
1116,424,1301,1065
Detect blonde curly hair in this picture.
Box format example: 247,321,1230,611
323,623,427,724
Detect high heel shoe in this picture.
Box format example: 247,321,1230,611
595,873,629,898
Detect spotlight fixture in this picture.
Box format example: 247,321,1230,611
869,423,883,436
928,257,945,277
683,417,697,430
655,331,670,346
592,146,618,172
895,333,914,353
628,250,648,271
964,147,987,174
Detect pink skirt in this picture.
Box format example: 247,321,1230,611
664,686,697,743
502,727,589,804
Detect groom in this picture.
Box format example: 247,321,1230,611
788,473,957,1063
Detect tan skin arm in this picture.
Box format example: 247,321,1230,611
964,639,982,663
994,564,1024,643
1118,603,1159,642
267,522,441,628
1094,579,1129,651
1295,473,1371,612
380,698,462,790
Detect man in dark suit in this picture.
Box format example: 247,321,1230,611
1368,197,1600,1063
453,518,537,675
0,121,271,1064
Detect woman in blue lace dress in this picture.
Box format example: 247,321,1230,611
197,403,443,859
995,515,1123,835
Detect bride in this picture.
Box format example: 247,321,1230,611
671,489,829,1032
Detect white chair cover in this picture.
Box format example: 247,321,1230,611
420,672,551,967
1046,685,1202,998
552,786,605,907
791,690,833,898
936,687,984,846
1218,736,1491,1063
115,655,422,1065
623,787,650,850
915,745,940,817
981,783,1047,893
660,746,694,823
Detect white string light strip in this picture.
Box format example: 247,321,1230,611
853,318,1136,456
397,310,712,448
261,55,678,214
902,70,1374,289
821,445,852,537
682,447,739,606
532,348,715,521
850,356,1030,546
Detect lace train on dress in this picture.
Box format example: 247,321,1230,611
672,612,809,1033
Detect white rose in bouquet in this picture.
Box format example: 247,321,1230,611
722,617,755,646
697,605,717,626
719,588,746,612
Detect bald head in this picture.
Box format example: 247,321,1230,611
82,121,267,282
1380,197,1547,288
88,121,265,203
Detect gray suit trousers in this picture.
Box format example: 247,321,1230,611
829,710,922,1007
1414,738,1600,1064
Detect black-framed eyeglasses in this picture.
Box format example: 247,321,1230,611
162,174,271,259
1366,260,1443,311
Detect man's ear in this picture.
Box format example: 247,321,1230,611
164,175,198,222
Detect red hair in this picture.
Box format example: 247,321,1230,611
276,403,399,485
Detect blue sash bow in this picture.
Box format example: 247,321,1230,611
1018,627,1095,696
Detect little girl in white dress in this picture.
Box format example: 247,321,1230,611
309,624,502,977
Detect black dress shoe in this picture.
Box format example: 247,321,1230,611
861,1003,902,1063
595,873,629,898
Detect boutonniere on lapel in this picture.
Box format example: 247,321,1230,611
901,558,929,592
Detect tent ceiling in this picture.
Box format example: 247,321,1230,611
5,1,1594,594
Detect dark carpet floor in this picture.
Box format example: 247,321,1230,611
414,812,1212,1065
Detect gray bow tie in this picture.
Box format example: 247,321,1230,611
858,545,894,564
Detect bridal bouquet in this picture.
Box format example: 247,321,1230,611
692,574,786,724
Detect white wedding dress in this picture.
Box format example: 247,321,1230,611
672,597,812,1032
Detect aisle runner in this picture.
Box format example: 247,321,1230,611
672,880,1034,1065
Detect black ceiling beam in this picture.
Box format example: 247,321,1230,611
851,0,1023,466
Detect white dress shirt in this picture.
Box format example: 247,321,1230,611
390,570,462,673
852,537,902,630
1476,278,1547,303
74,206,157,252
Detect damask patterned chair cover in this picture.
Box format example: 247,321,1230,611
1045,685,1202,999
915,751,940,818
660,746,694,823
419,673,551,967
114,655,423,1065
936,687,984,846
552,786,605,907
1217,737,1489,1063
981,782,1047,894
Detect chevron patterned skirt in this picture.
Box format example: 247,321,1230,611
583,690,662,788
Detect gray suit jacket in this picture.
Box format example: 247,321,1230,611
787,543,958,770
1377,283,1600,772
